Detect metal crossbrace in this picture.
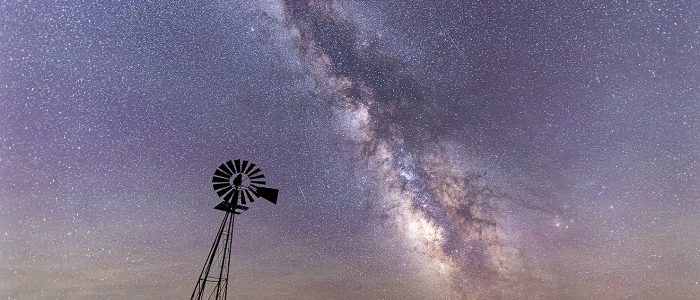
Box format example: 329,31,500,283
190,212,235,300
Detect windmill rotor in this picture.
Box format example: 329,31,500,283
211,159,279,214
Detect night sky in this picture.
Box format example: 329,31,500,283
1,1,698,299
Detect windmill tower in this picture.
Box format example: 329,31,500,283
190,159,279,300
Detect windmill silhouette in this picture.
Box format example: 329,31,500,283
189,159,279,300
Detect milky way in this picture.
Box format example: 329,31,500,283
254,0,698,298
256,1,566,297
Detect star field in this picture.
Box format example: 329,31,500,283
1,1,698,299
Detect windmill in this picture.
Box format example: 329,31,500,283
190,159,279,300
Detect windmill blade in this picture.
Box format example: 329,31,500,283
240,160,249,174
226,160,236,174
225,189,240,203
244,190,255,203
217,163,232,176
213,182,230,191
216,186,232,197
212,176,228,183
244,163,256,174
222,189,234,202
250,180,266,185
234,159,241,173
250,174,265,180
219,163,233,176
214,168,230,179
240,190,247,205
248,168,262,177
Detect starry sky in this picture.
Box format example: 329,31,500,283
1,1,698,299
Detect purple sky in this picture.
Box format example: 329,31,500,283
1,1,698,299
